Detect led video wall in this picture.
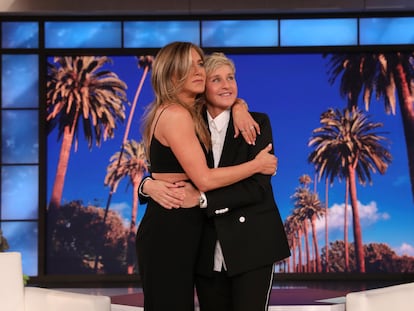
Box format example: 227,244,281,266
1,15,414,279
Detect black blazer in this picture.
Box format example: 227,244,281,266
196,111,291,277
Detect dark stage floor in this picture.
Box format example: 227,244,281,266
53,279,412,311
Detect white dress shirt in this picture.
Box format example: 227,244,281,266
207,109,230,272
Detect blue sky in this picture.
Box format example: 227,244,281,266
47,53,414,263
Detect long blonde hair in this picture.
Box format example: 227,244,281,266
141,41,211,158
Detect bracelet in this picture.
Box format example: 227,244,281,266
199,192,207,208
138,176,152,198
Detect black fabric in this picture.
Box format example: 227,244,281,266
196,264,274,311
136,203,204,311
149,136,185,173
196,112,291,277
148,105,185,173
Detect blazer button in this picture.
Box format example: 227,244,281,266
239,216,246,223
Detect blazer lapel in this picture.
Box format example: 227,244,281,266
202,109,215,168
218,115,240,167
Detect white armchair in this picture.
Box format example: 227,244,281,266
0,252,112,311
346,282,414,311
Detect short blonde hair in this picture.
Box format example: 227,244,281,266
204,52,236,76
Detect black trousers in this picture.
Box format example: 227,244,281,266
136,203,203,311
196,264,274,311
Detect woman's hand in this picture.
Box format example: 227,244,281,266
175,181,201,208
254,143,278,175
142,179,185,209
142,179,202,209
232,98,260,145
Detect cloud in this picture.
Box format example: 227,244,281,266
110,201,131,227
395,243,414,257
315,200,389,233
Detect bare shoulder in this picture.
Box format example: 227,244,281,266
156,103,194,136
161,103,192,122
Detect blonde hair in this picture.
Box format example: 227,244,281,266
204,52,236,76
141,42,211,157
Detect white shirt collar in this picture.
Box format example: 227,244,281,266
207,109,231,132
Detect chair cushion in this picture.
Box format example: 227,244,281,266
346,282,414,311
0,252,25,311
25,287,111,311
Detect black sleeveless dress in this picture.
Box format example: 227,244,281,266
136,123,205,311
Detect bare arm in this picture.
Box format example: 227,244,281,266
155,104,276,192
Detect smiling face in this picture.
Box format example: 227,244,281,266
204,63,238,118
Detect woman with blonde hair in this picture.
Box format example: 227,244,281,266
136,42,276,311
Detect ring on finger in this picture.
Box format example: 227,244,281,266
250,126,255,130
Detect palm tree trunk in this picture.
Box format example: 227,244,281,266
297,231,303,273
49,106,79,210
325,178,329,272
311,214,321,272
127,178,141,274
303,221,311,273
394,63,414,202
49,124,75,210
123,65,150,145
291,240,297,273
344,177,350,272
348,165,365,272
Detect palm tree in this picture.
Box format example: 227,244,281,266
294,206,311,272
294,175,312,272
105,139,148,274
325,52,414,201
286,214,303,272
308,108,392,272
285,216,300,273
309,110,350,272
100,55,153,224
299,174,312,186
292,175,324,272
308,109,345,272
284,219,295,273
305,191,324,273
47,56,127,210
98,55,153,273
291,188,312,272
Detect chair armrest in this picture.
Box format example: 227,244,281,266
346,282,414,311
24,287,111,311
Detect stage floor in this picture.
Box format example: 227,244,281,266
57,281,405,311
60,286,351,311
109,286,347,311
